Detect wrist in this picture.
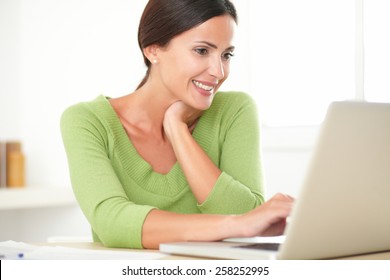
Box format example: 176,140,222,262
222,214,245,239
229,213,259,238
163,118,188,142
182,214,245,242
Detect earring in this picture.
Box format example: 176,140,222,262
152,59,158,64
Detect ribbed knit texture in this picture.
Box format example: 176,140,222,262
61,91,265,248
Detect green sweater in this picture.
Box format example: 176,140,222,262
61,91,265,248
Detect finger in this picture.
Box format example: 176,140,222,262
272,192,295,202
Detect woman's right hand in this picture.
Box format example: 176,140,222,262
163,101,202,141
233,193,295,238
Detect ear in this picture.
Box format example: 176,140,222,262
143,45,159,65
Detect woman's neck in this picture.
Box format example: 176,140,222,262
111,85,177,139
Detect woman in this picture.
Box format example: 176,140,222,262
61,0,293,249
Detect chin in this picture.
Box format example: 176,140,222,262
195,97,214,111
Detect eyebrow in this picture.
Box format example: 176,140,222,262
194,41,235,51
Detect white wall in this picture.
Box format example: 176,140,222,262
18,0,150,187
0,0,314,242
0,0,21,140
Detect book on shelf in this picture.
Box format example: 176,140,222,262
0,141,5,187
0,141,25,188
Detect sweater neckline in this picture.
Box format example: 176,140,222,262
96,95,216,196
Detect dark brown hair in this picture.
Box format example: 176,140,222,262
136,0,237,89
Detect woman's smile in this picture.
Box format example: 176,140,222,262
192,80,217,97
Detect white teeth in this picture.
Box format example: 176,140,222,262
193,80,214,91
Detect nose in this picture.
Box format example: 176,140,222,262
209,56,225,81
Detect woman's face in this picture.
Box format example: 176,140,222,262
155,14,236,110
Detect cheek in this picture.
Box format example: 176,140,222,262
162,53,198,81
217,64,230,86
223,62,231,77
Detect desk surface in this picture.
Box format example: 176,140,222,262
35,242,204,260
39,242,390,260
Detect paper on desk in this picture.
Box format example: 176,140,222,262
0,240,166,260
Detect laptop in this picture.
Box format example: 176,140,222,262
160,101,390,259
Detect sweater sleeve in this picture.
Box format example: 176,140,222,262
198,92,265,214
60,104,155,249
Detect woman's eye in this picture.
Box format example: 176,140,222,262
222,52,234,61
194,48,208,55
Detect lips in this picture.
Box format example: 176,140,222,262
192,80,215,92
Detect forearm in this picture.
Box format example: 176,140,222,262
142,193,294,249
142,209,237,249
166,121,221,203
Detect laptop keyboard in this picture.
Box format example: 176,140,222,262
236,243,280,251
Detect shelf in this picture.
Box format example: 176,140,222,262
0,187,77,210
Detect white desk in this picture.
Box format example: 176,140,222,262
36,242,204,260
39,242,390,260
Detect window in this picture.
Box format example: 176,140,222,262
364,0,390,102
244,0,389,127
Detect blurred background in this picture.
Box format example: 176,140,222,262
0,0,389,242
